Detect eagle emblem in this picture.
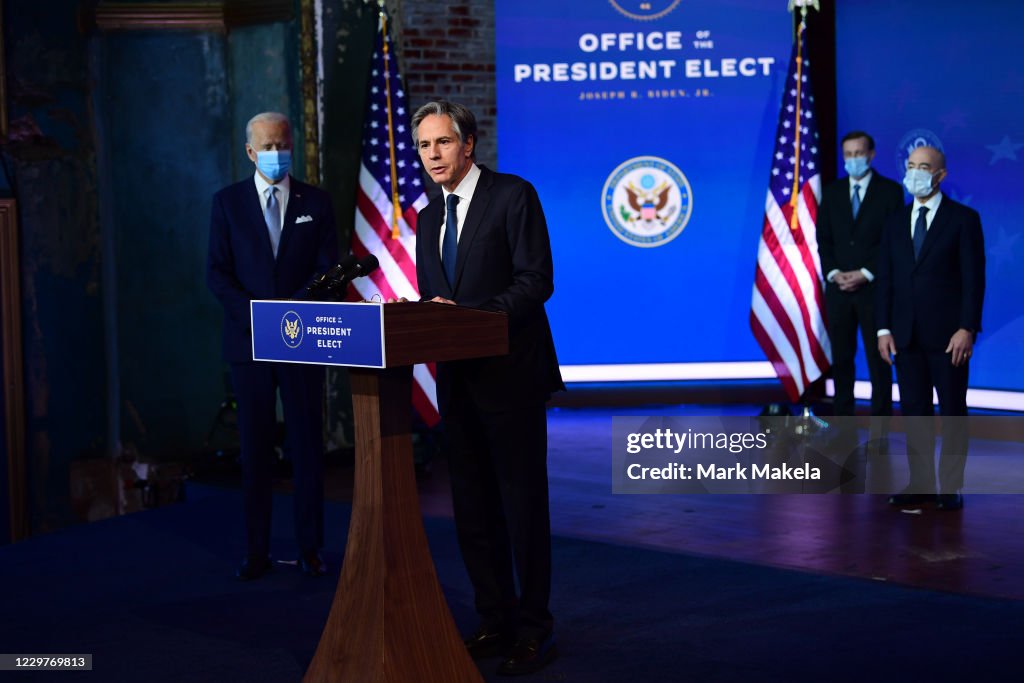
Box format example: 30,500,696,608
623,181,675,226
602,156,693,248
280,310,304,348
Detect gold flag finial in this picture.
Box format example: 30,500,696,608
787,0,819,19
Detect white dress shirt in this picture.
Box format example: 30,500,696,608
826,170,876,284
439,163,481,259
910,191,942,238
878,192,944,338
849,168,872,202
254,172,290,227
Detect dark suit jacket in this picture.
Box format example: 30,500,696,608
875,195,985,352
416,166,564,414
817,171,904,278
207,176,338,362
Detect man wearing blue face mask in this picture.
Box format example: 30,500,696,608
207,112,338,578
817,131,904,418
875,145,985,511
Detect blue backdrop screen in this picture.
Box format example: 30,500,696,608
836,0,1024,392
496,0,791,368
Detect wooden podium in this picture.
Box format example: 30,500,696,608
303,302,507,683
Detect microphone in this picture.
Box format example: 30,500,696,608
306,254,358,297
351,255,380,279
323,254,381,300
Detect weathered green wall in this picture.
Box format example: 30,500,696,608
99,19,305,458
98,29,232,458
4,0,106,533
2,1,308,534
228,22,305,181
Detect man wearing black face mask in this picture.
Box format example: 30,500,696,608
207,112,338,578
817,131,905,418
875,145,985,511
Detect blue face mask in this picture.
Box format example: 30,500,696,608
844,156,871,178
256,150,291,182
903,168,935,198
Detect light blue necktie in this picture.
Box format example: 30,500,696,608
851,184,861,220
442,193,459,286
913,206,928,261
265,186,281,258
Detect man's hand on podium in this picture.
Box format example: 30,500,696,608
383,296,454,305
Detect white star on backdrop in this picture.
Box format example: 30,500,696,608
987,225,1020,272
985,135,1023,164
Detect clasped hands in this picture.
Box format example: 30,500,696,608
833,270,868,292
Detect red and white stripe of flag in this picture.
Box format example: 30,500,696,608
351,165,440,426
751,177,831,402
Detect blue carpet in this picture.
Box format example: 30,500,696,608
0,484,1020,682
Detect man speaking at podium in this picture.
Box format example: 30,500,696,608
207,112,338,580
412,100,564,676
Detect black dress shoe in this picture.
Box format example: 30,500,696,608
299,550,326,577
888,493,931,506
464,628,512,660
936,493,964,511
497,636,558,676
236,555,272,581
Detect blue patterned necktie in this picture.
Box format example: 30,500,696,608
442,193,459,286
265,186,281,258
851,184,861,220
913,206,928,261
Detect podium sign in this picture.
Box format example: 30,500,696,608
250,300,385,368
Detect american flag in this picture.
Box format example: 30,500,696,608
750,20,831,402
351,11,439,426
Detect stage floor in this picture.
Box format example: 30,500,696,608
3,404,1023,681
324,404,1024,601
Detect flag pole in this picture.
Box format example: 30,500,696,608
786,0,818,230
351,2,442,426
787,23,804,230
378,2,403,239
753,0,827,422
789,0,824,422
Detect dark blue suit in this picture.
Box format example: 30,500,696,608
207,175,338,558
875,194,985,492
416,166,563,640
816,172,904,415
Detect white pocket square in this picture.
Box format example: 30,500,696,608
295,215,313,224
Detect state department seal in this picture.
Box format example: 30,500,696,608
896,128,944,173
280,310,304,349
601,156,693,248
609,0,681,21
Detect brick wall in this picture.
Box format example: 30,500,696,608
394,0,497,169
